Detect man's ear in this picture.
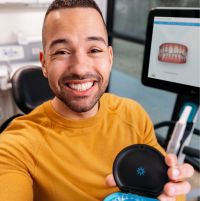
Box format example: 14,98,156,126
40,51,48,78
108,46,113,73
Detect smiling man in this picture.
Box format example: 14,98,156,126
0,0,194,201
41,4,112,119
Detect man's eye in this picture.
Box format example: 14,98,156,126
50,50,70,56
90,49,102,53
54,50,70,55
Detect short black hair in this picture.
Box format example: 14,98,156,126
45,0,104,22
42,0,106,50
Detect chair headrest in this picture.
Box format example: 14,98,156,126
11,65,54,114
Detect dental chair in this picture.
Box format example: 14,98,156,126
0,65,54,133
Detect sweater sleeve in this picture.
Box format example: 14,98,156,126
125,99,166,155
140,107,166,155
0,173,33,201
0,131,34,201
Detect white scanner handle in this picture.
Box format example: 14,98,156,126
166,106,192,155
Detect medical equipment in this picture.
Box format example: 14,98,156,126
142,7,200,169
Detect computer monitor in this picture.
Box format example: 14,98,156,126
142,7,200,96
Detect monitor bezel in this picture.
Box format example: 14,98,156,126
142,7,200,96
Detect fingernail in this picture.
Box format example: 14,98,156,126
172,168,180,178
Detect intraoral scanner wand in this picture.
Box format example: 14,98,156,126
167,105,193,155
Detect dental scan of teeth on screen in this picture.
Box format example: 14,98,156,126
148,16,200,88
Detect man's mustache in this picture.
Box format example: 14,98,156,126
60,73,101,82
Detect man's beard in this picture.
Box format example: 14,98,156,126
50,73,109,113
57,90,102,113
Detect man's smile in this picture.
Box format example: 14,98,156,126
67,81,94,92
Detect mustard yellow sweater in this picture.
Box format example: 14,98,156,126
0,93,183,201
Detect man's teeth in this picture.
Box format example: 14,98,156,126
68,82,93,91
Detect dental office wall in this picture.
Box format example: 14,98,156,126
0,0,107,125
0,0,107,44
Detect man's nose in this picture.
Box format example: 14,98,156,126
68,52,92,75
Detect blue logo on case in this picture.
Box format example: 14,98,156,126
136,167,145,176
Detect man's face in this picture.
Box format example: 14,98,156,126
41,8,113,114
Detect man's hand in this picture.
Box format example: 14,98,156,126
158,154,194,201
105,154,194,201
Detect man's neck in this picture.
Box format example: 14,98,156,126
51,97,99,120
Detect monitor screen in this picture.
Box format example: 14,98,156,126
142,8,200,96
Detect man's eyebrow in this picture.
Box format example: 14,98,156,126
87,36,107,45
48,37,107,49
49,38,71,49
